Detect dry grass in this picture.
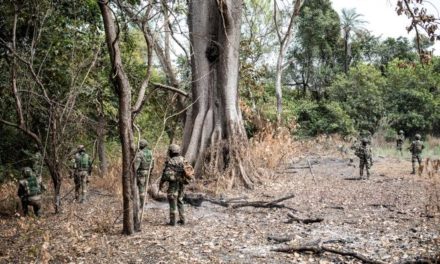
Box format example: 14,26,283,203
93,159,122,196
0,182,19,216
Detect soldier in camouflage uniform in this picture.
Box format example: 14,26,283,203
74,145,92,203
355,138,373,179
159,144,189,226
32,151,44,178
396,130,405,154
18,167,45,217
135,139,154,208
409,134,424,174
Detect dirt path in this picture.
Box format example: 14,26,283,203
1,154,439,263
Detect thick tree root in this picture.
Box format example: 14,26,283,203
272,243,387,264
148,187,295,210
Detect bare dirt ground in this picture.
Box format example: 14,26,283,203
1,149,439,263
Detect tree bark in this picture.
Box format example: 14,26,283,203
273,0,303,124
97,113,108,177
183,0,252,188
99,1,137,235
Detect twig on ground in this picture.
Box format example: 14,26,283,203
272,243,386,264
232,193,295,209
285,212,323,224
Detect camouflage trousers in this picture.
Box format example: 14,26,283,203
75,170,88,202
359,158,371,178
412,154,422,173
137,170,149,207
396,142,403,152
167,181,185,225
21,195,42,217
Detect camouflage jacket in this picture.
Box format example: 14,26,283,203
160,156,185,184
355,145,372,162
396,134,405,144
409,140,424,155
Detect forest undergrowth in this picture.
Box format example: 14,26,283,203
1,134,440,263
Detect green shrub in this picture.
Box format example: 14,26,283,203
296,101,355,136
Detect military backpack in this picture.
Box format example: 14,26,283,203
163,156,194,185
139,149,153,170
21,175,41,197
77,153,90,170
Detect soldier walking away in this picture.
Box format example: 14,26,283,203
32,150,44,178
18,167,45,217
74,145,92,203
135,139,154,208
396,130,405,154
409,134,424,174
159,144,193,226
355,138,373,179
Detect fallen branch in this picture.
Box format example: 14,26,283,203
232,193,295,209
286,212,323,224
148,186,248,207
61,187,75,200
267,235,293,243
268,236,350,245
272,243,386,264
400,255,440,264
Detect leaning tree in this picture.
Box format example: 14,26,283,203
182,0,255,188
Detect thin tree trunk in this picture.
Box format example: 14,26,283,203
275,49,284,124
97,114,108,176
273,0,303,125
99,1,136,235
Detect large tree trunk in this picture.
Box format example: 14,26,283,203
183,0,253,188
99,1,139,235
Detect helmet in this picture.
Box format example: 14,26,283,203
399,130,404,134
139,139,148,148
77,145,85,152
415,134,421,140
361,138,369,144
168,144,181,155
22,167,33,178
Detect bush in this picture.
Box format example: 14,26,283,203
385,59,440,136
328,64,386,133
296,101,355,136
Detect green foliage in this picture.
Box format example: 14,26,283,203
378,37,417,66
296,101,355,136
286,0,341,98
328,64,386,133
385,59,440,136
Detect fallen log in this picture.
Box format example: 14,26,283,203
286,212,323,224
272,243,386,264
